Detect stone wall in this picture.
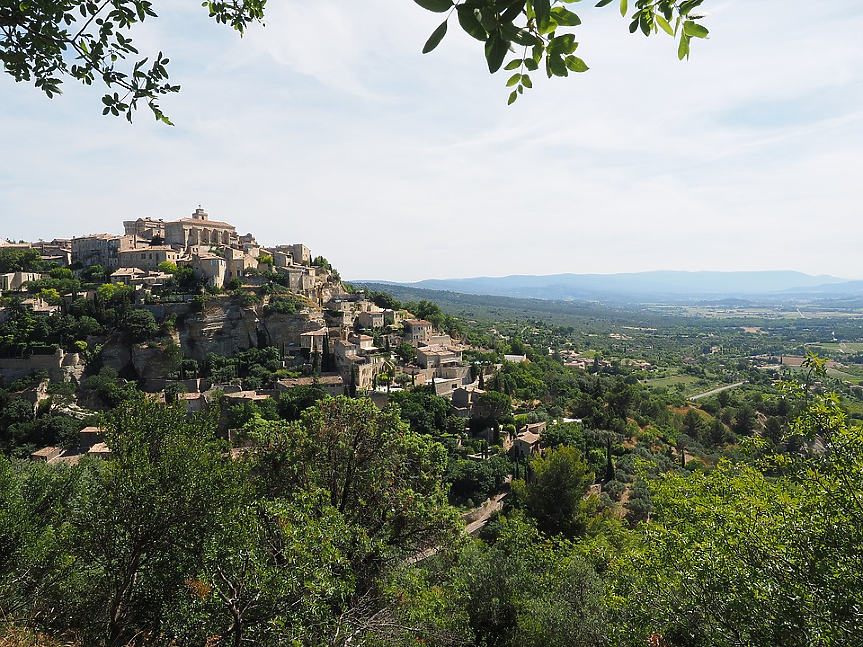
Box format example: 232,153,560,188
0,348,81,385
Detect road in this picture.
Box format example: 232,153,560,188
464,491,507,536
688,381,746,401
407,490,508,564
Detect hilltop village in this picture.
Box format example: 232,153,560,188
5,211,863,646
0,208,515,463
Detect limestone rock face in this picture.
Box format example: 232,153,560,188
131,336,181,381
98,296,333,370
179,299,262,362
258,311,327,350
99,337,133,375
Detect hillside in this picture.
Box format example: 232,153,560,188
361,270,854,303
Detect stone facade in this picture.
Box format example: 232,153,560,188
164,208,238,248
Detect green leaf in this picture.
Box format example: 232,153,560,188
548,33,577,55
565,55,588,72
479,7,499,31
619,0,627,18
508,89,518,105
547,53,567,77
524,58,539,71
677,33,690,60
550,6,581,26
655,14,674,36
639,11,650,36
501,0,525,23
679,0,705,16
521,73,532,88
485,32,509,73
506,72,521,87
422,20,448,53
413,0,453,13
457,5,487,40
532,43,544,62
533,0,551,32
595,0,613,6
683,20,709,38
501,23,538,46
504,58,523,70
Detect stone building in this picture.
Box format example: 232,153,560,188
123,218,166,241
163,208,238,248
118,246,181,272
403,319,433,346
71,234,136,268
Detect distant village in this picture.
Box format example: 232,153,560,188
1,207,542,465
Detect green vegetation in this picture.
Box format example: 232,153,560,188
5,279,863,646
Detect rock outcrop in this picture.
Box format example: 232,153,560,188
179,299,261,362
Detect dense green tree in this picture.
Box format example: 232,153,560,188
732,402,757,436
446,454,510,504
389,388,450,436
0,247,47,273
26,399,246,645
471,390,512,427
250,397,459,587
123,308,158,342
394,341,416,363
369,290,401,311
513,445,598,538
276,384,328,420
617,370,863,646
173,493,355,647
452,513,607,647
540,421,584,449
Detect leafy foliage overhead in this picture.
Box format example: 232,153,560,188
414,0,709,103
0,0,266,122
2,0,709,121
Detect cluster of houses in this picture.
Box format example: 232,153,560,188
4,208,561,466
3,207,330,302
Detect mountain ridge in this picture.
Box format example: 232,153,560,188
353,270,857,302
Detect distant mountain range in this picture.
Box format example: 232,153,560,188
358,271,863,303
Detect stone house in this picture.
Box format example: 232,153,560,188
123,217,167,241
71,234,136,268
356,309,385,329
223,247,259,279
276,374,345,397
299,328,329,352
118,246,181,272
186,253,227,288
416,344,462,369
163,207,238,247
403,319,433,346
514,422,546,457
0,271,42,291
451,386,484,418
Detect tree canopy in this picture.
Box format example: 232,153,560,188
1,0,710,121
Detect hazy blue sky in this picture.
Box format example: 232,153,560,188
2,1,862,282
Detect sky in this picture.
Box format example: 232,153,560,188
2,1,863,283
